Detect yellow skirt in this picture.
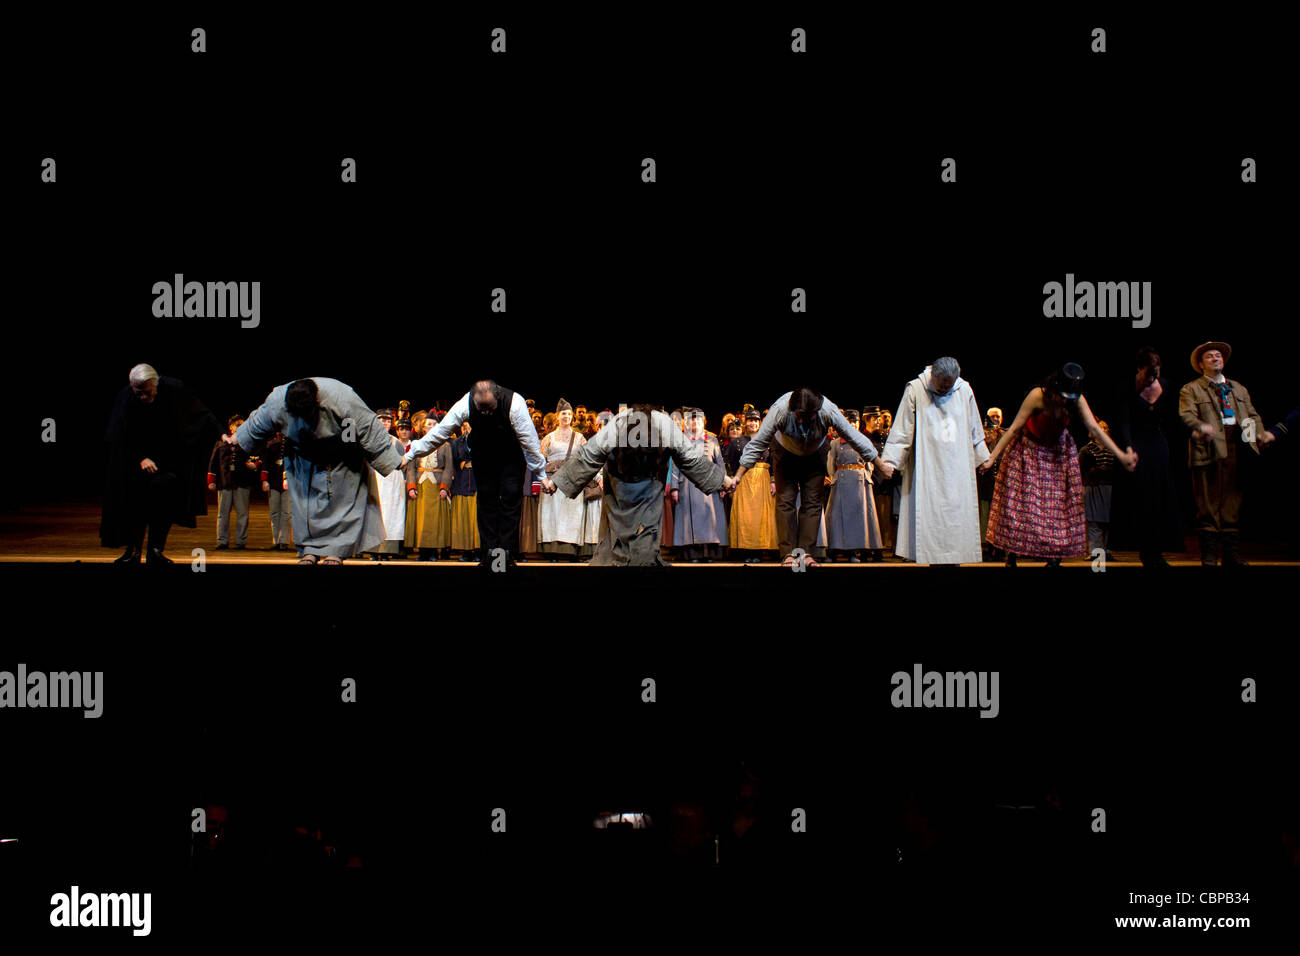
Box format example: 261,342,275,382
415,484,452,549
729,466,777,550
450,493,479,550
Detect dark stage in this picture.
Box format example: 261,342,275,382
4,5,1296,946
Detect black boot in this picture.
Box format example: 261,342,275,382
1140,551,1170,568
1198,531,1219,566
1221,531,1250,567
115,535,144,564
1005,553,1018,568
146,524,172,564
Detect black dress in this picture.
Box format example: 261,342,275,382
1108,377,1183,554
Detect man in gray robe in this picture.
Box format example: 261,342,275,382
881,357,990,565
225,377,403,563
542,405,736,565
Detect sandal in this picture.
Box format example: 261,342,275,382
297,554,318,565
319,555,343,566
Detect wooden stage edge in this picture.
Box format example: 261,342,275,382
3,554,1299,568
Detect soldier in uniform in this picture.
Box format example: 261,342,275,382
259,430,292,550
208,414,259,550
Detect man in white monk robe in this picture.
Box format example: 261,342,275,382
881,356,990,565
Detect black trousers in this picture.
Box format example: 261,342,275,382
771,444,826,555
127,469,180,551
474,458,525,561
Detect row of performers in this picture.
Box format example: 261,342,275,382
106,343,1293,566
372,399,899,563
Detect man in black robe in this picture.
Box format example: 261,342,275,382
100,364,221,564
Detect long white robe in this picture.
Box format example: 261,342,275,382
582,477,604,544
539,429,586,544
882,367,990,564
369,433,408,541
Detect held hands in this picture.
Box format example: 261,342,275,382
208,482,217,491
439,488,449,500
408,489,418,500
671,489,679,504
722,475,738,493
875,459,896,480
770,481,776,496
541,478,558,495
1120,446,1139,472
1258,430,1276,449
261,481,270,492
221,433,237,445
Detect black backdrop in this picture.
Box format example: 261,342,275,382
2,6,1295,945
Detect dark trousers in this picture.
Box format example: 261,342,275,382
1192,426,1242,532
127,469,180,551
771,444,826,555
475,459,525,561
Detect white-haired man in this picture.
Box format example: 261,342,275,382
881,356,990,565
101,364,221,564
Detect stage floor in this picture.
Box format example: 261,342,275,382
3,500,1297,567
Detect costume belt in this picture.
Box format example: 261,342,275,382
837,463,867,470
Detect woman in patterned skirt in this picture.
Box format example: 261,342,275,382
980,364,1137,566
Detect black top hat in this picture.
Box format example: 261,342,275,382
1054,363,1085,400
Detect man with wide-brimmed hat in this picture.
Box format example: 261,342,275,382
1178,340,1273,566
